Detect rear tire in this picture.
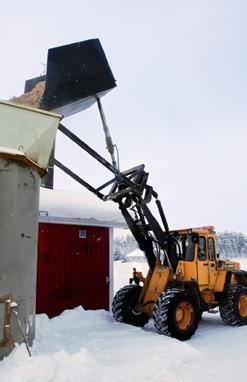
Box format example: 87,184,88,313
219,285,247,326
112,284,149,327
153,288,199,341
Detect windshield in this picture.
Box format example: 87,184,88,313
173,234,195,262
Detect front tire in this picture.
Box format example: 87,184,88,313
153,288,199,341
219,285,247,326
112,284,149,327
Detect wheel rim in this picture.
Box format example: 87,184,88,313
175,302,194,330
131,308,143,316
238,294,247,318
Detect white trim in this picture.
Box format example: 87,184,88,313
109,227,114,312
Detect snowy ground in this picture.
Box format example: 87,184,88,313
0,259,247,381
114,260,148,294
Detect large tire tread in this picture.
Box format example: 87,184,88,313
153,287,199,341
112,284,149,327
219,284,247,326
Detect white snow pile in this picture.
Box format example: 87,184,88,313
1,307,247,382
0,259,247,381
0,307,203,382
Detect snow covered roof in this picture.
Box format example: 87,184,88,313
127,249,145,258
39,188,126,228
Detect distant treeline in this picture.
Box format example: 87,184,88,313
114,235,137,261
217,231,247,258
114,231,247,261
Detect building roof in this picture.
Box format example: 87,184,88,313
127,249,145,258
39,188,126,228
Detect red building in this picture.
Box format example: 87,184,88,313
37,188,125,318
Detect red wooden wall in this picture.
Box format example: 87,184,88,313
36,223,109,317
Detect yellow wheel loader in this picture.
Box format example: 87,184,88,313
55,122,247,341
55,120,247,341
112,226,247,340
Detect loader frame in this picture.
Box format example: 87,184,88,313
55,123,174,273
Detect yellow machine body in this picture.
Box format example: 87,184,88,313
138,227,242,316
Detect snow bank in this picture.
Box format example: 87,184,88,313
1,259,247,381
0,307,202,382
1,306,247,382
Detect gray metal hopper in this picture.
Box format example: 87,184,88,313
0,101,62,359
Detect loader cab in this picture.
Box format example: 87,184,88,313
173,226,218,290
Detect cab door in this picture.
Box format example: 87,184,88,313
197,236,210,287
207,236,217,288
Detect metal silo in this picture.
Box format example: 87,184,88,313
0,101,62,359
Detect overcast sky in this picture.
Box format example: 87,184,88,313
1,1,247,233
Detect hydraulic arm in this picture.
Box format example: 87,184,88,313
55,122,177,273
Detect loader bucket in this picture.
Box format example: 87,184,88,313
24,39,116,117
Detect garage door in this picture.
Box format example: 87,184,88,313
36,223,109,317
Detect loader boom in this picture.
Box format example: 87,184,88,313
55,123,176,273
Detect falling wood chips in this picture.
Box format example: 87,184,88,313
9,81,46,109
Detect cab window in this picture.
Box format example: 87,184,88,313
175,234,195,262
198,236,207,261
208,237,216,261
184,236,195,261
